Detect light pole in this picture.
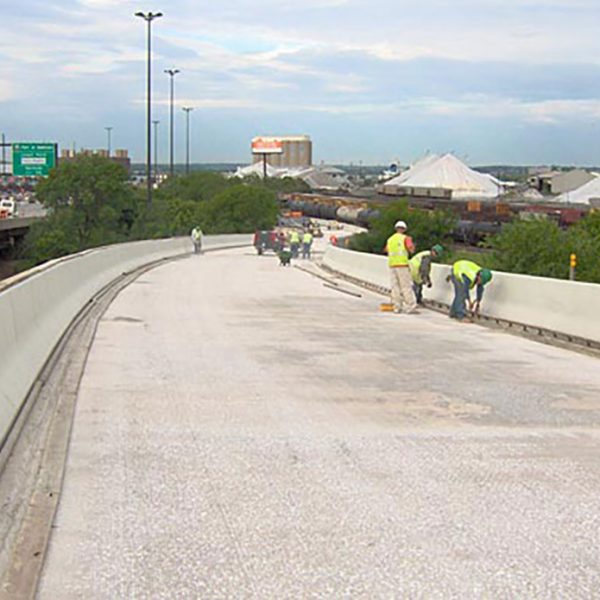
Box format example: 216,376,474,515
164,68,180,176
182,107,193,175
135,10,163,207
152,119,160,182
104,126,113,156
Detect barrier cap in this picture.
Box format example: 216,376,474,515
394,220,407,230
479,268,492,285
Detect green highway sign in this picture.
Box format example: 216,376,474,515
12,142,57,177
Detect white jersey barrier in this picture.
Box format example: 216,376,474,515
0,235,251,449
323,245,600,345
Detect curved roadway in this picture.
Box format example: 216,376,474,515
38,245,600,598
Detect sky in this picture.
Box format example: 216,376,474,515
2,0,600,166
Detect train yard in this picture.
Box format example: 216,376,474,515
282,191,592,246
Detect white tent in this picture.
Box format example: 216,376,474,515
555,175,600,204
383,153,503,200
383,154,440,187
232,162,282,178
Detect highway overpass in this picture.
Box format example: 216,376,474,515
1,235,600,598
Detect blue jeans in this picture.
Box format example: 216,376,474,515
450,275,469,319
413,282,423,304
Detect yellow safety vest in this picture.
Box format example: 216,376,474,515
387,233,409,267
453,260,481,288
409,250,431,284
290,231,300,244
302,233,313,244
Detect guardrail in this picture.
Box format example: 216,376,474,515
0,235,251,450
322,245,600,347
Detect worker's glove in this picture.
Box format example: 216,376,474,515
426,282,433,288
445,275,451,283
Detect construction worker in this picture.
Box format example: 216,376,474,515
449,260,493,321
301,230,313,259
289,230,300,258
385,220,417,314
191,226,203,254
409,244,444,304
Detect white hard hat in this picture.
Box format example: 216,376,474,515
394,220,407,229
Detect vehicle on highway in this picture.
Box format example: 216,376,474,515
0,198,16,218
253,230,279,255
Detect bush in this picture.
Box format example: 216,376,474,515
487,216,600,283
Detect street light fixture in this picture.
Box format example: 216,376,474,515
164,68,180,176
152,120,160,183
104,126,113,156
135,10,163,206
182,107,194,175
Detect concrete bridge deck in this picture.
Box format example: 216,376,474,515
30,245,600,598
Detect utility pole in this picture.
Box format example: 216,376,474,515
152,120,160,183
164,68,180,177
135,10,163,207
1,133,7,175
182,107,193,175
104,126,113,156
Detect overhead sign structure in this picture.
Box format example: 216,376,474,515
251,138,283,155
12,143,57,177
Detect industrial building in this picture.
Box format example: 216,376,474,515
528,169,595,196
251,135,312,169
59,148,131,174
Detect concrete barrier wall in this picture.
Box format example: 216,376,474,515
323,245,600,344
0,235,250,448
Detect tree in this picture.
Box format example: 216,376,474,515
201,185,278,233
25,155,135,263
156,171,234,204
348,201,456,255
487,215,600,283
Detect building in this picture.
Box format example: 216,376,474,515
59,148,131,174
251,135,312,169
528,169,595,196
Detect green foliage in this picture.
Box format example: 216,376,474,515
254,176,311,194
445,249,495,269
201,185,278,233
156,171,233,203
488,220,569,278
25,155,135,263
348,201,456,255
488,216,600,283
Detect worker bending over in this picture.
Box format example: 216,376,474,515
449,260,492,321
385,220,417,314
409,244,444,304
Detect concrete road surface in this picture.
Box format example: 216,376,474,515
38,247,600,599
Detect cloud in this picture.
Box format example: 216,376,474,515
2,0,600,163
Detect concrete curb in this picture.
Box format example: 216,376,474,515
322,245,600,350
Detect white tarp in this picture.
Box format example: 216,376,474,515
231,163,350,191
232,162,282,178
555,175,600,205
383,154,440,187
383,153,502,200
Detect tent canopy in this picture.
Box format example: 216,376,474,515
555,174,600,205
383,153,502,200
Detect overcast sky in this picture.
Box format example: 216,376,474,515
2,0,600,165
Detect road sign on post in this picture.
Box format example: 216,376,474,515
12,143,57,177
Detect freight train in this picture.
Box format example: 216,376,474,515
281,192,590,246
